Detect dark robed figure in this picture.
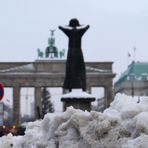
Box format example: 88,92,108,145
59,19,89,91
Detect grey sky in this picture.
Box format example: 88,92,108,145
0,0,148,80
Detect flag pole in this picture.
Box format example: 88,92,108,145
127,52,131,66
133,46,136,62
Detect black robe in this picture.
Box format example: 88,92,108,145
59,25,89,91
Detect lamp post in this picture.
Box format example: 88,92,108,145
131,74,135,97
130,61,135,97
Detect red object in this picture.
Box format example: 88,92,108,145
0,83,4,101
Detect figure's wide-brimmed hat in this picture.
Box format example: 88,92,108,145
68,18,81,27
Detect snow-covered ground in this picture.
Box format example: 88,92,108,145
1,93,148,148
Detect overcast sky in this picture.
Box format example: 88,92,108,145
0,0,148,81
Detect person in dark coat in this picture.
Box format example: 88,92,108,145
59,18,89,92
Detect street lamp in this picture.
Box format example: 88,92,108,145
130,72,135,98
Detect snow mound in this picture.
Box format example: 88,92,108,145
1,93,148,148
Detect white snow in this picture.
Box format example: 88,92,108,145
61,89,95,98
1,93,148,148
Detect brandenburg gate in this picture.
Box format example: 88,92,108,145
0,59,115,126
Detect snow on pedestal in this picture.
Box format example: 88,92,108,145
61,89,95,111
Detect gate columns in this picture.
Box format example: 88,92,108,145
13,86,21,125
35,87,42,119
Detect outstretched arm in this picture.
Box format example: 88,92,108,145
84,25,90,30
83,25,90,32
78,25,90,36
58,26,64,30
59,26,71,37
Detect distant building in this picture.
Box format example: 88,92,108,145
114,61,148,97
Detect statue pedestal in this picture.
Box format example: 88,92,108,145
61,89,95,111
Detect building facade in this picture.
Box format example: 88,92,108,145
114,61,148,97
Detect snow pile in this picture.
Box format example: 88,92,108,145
1,93,148,148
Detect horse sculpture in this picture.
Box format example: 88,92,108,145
59,49,65,58
45,46,58,58
37,48,44,58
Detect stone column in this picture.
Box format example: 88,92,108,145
105,86,113,108
104,87,107,109
34,87,42,119
13,86,21,126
